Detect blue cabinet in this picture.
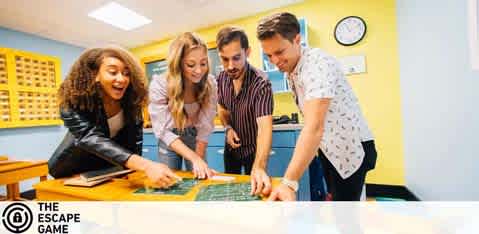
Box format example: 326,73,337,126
206,147,225,172
143,131,226,171
142,133,158,162
272,131,296,147
143,133,158,146
266,148,292,177
299,168,311,201
207,132,226,147
142,145,158,162
206,132,226,172
267,147,311,201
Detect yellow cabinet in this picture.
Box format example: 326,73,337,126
0,47,62,128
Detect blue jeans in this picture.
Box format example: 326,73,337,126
157,127,198,171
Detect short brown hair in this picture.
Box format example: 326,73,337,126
257,12,300,42
216,26,249,51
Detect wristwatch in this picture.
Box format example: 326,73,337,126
281,178,299,192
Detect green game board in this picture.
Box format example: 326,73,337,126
195,183,261,201
134,178,199,195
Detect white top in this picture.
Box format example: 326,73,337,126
107,110,125,138
287,47,373,179
184,102,200,125
148,74,218,145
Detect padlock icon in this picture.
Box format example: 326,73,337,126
13,212,22,223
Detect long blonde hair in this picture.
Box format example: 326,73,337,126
166,32,212,130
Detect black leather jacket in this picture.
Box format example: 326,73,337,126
48,105,143,178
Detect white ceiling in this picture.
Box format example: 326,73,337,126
0,0,302,48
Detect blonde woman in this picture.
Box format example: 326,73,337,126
148,32,217,179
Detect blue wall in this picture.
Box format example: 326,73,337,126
0,27,84,193
397,1,479,200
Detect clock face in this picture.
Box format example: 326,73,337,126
334,16,367,46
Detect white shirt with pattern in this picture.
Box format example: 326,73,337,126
287,47,373,179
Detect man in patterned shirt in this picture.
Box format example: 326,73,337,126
257,12,377,201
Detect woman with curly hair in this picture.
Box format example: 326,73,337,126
49,46,179,188
148,32,217,179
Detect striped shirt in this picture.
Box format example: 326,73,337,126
217,63,273,159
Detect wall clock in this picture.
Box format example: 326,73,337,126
334,16,367,46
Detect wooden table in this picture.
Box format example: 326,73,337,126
0,160,48,200
34,171,279,201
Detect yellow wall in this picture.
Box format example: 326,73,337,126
131,0,405,186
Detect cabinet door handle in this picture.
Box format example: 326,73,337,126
142,148,149,152
217,149,224,154
269,150,276,156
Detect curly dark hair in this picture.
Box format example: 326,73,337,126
58,46,147,122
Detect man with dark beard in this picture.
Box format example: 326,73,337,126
216,26,274,196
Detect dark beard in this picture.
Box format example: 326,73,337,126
227,69,241,80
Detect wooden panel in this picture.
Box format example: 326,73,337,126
0,161,48,185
